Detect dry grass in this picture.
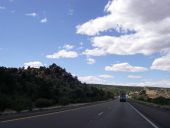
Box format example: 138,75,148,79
146,89,170,99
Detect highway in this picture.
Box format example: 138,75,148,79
0,100,169,128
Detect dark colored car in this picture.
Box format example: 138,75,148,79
120,92,127,102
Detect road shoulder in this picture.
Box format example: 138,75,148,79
129,100,170,128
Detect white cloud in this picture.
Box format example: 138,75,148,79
86,58,96,64
134,80,170,88
105,62,148,72
112,79,170,88
98,74,113,79
26,13,48,24
78,75,170,88
151,54,170,71
40,18,48,23
77,0,170,56
77,0,170,36
78,76,104,84
24,61,43,69
25,12,37,17
128,75,143,79
78,75,170,87
0,6,6,10
46,49,78,59
63,44,74,50
83,48,106,56
83,34,170,56
78,74,114,84
76,15,114,36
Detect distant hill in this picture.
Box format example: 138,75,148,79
0,64,113,112
89,84,170,95
89,84,143,95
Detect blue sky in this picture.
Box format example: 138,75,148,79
0,0,170,87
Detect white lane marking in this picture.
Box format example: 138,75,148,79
127,102,159,128
98,112,104,116
0,101,111,124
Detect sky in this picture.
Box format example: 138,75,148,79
0,0,170,87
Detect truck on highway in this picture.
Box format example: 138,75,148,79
119,92,127,102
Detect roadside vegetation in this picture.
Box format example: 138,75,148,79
131,90,170,106
93,84,170,106
0,64,114,113
90,84,143,96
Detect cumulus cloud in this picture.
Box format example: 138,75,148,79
24,61,43,69
128,75,143,79
105,62,148,72
84,35,170,56
83,48,106,56
46,49,78,59
78,74,113,84
77,0,170,56
25,12,38,17
86,58,96,64
151,54,170,71
40,18,48,23
78,76,104,84
77,0,170,36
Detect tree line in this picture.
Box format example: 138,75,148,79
0,63,114,112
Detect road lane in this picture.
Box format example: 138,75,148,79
0,100,158,128
128,102,159,128
130,101,170,128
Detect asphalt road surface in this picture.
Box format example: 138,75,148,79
0,100,169,128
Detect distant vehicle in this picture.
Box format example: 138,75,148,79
119,92,127,102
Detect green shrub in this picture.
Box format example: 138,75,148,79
11,97,33,112
0,64,115,111
139,90,146,95
58,97,70,106
35,98,53,108
0,95,10,112
152,96,170,105
137,95,147,101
